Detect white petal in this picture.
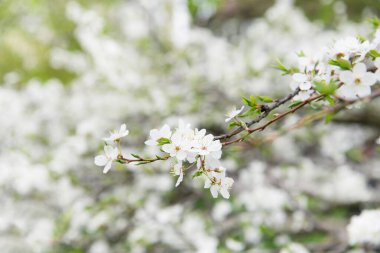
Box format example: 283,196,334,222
355,85,371,98
362,73,377,86
337,85,356,100
210,185,219,198
103,161,112,174
292,73,307,82
299,81,311,91
339,71,353,84
353,63,367,74
144,139,157,146
94,155,107,166
162,144,174,154
220,188,230,199
176,150,187,160
175,172,183,187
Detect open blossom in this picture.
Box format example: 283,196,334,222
162,132,192,160
337,63,377,100
347,209,380,246
94,145,119,174
144,124,172,146
103,124,129,142
204,168,234,199
225,106,244,122
173,161,183,187
192,134,222,156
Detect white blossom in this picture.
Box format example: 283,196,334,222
337,63,377,99
103,124,129,142
94,145,119,173
192,134,222,156
145,124,172,146
225,106,245,122
162,132,192,160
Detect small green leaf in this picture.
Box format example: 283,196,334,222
192,171,203,178
131,153,141,159
274,58,298,75
228,121,239,129
368,49,380,58
257,95,274,103
240,107,259,117
368,16,380,29
157,137,170,145
242,96,257,107
328,59,352,70
325,95,335,106
288,100,302,108
314,79,337,95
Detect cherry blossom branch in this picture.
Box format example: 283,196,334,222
214,87,301,141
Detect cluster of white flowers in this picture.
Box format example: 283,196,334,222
95,121,234,198
347,209,380,247
289,32,380,101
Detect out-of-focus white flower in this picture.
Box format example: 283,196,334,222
173,161,183,187
347,209,380,246
328,37,370,62
145,124,172,146
226,238,244,251
280,243,310,253
103,124,129,142
94,145,119,173
337,63,377,100
162,132,192,160
225,106,244,122
192,134,222,156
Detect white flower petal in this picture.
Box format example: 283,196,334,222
94,155,107,166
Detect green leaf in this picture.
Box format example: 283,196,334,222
242,96,257,107
288,100,302,108
368,49,380,58
325,112,336,123
325,95,335,106
131,153,141,159
157,137,170,145
240,107,259,117
328,59,352,70
228,121,239,129
274,58,298,75
192,171,203,178
257,95,274,103
314,79,337,95
368,16,380,29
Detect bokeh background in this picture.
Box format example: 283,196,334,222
1,0,380,252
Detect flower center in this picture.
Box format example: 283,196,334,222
336,52,345,59
201,146,207,150
175,146,181,151
354,78,362,85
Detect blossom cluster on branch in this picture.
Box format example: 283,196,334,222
95,23,380,199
